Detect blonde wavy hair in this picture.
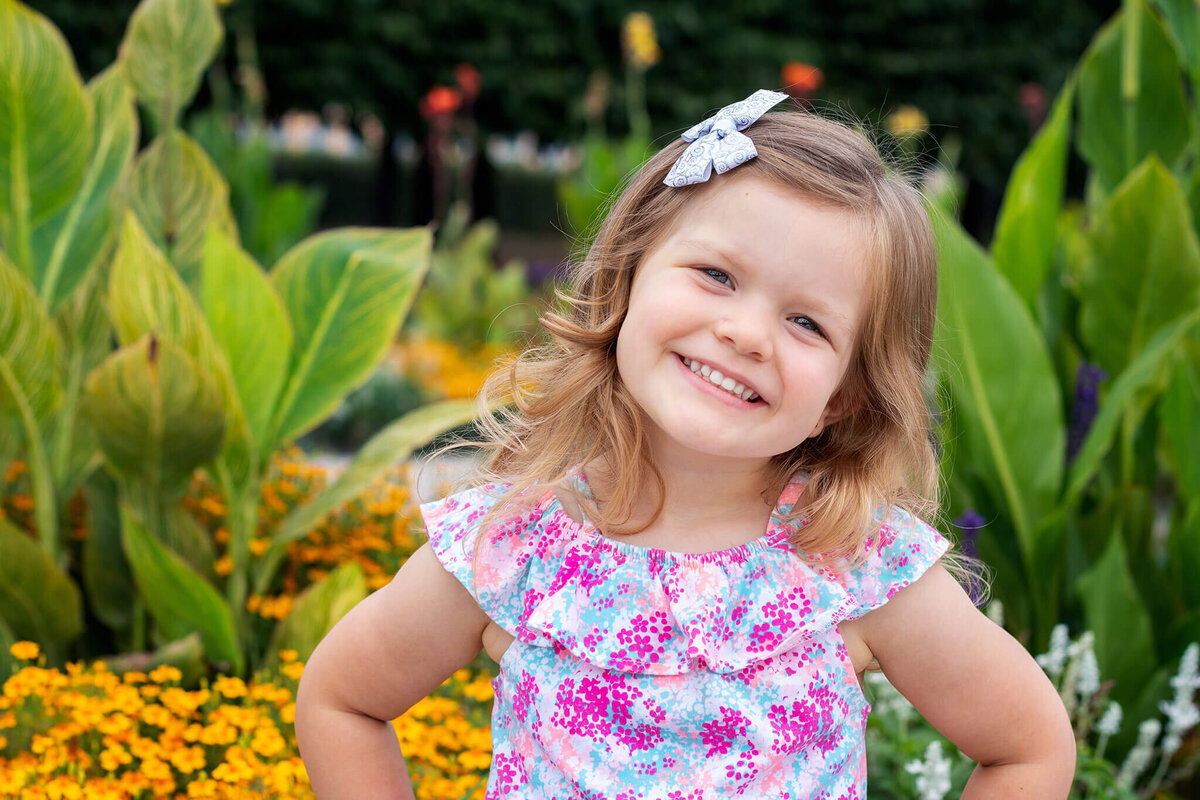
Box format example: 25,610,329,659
467,106,942,566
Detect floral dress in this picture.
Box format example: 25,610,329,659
420,473,948,799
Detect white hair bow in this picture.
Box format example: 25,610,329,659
662,89,790,187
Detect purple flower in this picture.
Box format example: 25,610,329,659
1067,363,1108,462
953,510,987,605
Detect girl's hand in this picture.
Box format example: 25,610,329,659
855,564,1077,798
295,543,491,799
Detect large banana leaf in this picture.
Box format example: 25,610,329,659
82,335,225,490
269,228,432,444
990,79,1074,308
0,517,83,654
1077,5,1191,194
49,256,111,496
255,398,478,593
1153,0,1200,86
0,253,63,555
0,0,91,275
120,504,242,673
1162,355,1200,500
108,212,254,488
201,227,292,457
933,212,1065,576
1078,158,1200,376
127,131,237,285
31,66,138,312
1077,531,1156,706
81,470,136,632
266,562,367,669
1063,306,1200,507
119,0,222,132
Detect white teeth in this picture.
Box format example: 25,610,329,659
682,356,759,403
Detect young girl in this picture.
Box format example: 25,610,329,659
296,90,1075,799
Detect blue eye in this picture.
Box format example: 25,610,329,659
790,315,824,336
703,268,732,285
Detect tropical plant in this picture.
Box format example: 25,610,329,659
0,0,476,674
932,0,1200,754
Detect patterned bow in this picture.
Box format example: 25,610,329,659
662,90,790,187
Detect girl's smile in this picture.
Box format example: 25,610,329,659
615,171,870,468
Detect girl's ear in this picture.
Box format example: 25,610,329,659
809,387,863,438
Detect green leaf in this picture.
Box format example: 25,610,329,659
119,0,222,131
255,398,477,594
266,562,366,668
1076,6,1191,194
82,335,225,490
50,256,111,495
1161,355,1200,500
127,131,237,284
81,470,136,631
933,212,1064,571
0,0,91,275
990,79,1074,308
0,253,62,425
270,227,432,444
1064,306,1200,506
108,212,254,489
1077,531,1156,701
31,66,138,313
201,227,292,454
104,631,206,686
0,252,63,555
0,517,83,649
1153,0,1200,85
1078,157,1200,376
119,503,242,673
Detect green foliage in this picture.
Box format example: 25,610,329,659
557,136,652,243
412,203,538,348
190,110,325,267
935,1,1200,770
0,0,470,677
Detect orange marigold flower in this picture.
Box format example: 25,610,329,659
10,641,39,661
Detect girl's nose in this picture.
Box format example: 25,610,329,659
714,315,772,360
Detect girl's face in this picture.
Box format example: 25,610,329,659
615,172,870,471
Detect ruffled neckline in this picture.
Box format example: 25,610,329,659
422,474,949,675
543,469,804,565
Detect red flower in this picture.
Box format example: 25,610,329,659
420,86,462,119
782,61,823,97
455,63,481,103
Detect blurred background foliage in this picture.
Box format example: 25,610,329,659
30,0,1117,238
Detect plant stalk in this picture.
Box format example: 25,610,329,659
1120,0,1142,177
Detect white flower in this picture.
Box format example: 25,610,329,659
1076,644,1100,700
905,740,953,800
1116,719,1161,789
1096,702,1122,737
1158,643,1200,757
1037,624,1070,678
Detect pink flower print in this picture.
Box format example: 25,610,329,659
489,752,528,793
512,670,539,723
551,677,612,741
748,622,781,653
617,723,664,753
700,707,751,758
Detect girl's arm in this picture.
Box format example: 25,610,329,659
856,564,1076,798
295,543,490,799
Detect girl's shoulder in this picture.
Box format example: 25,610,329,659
824,504,951,621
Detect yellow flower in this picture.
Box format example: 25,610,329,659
622,11,661,69
278,649,299,664
886,105,929,138
10,642,39,661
